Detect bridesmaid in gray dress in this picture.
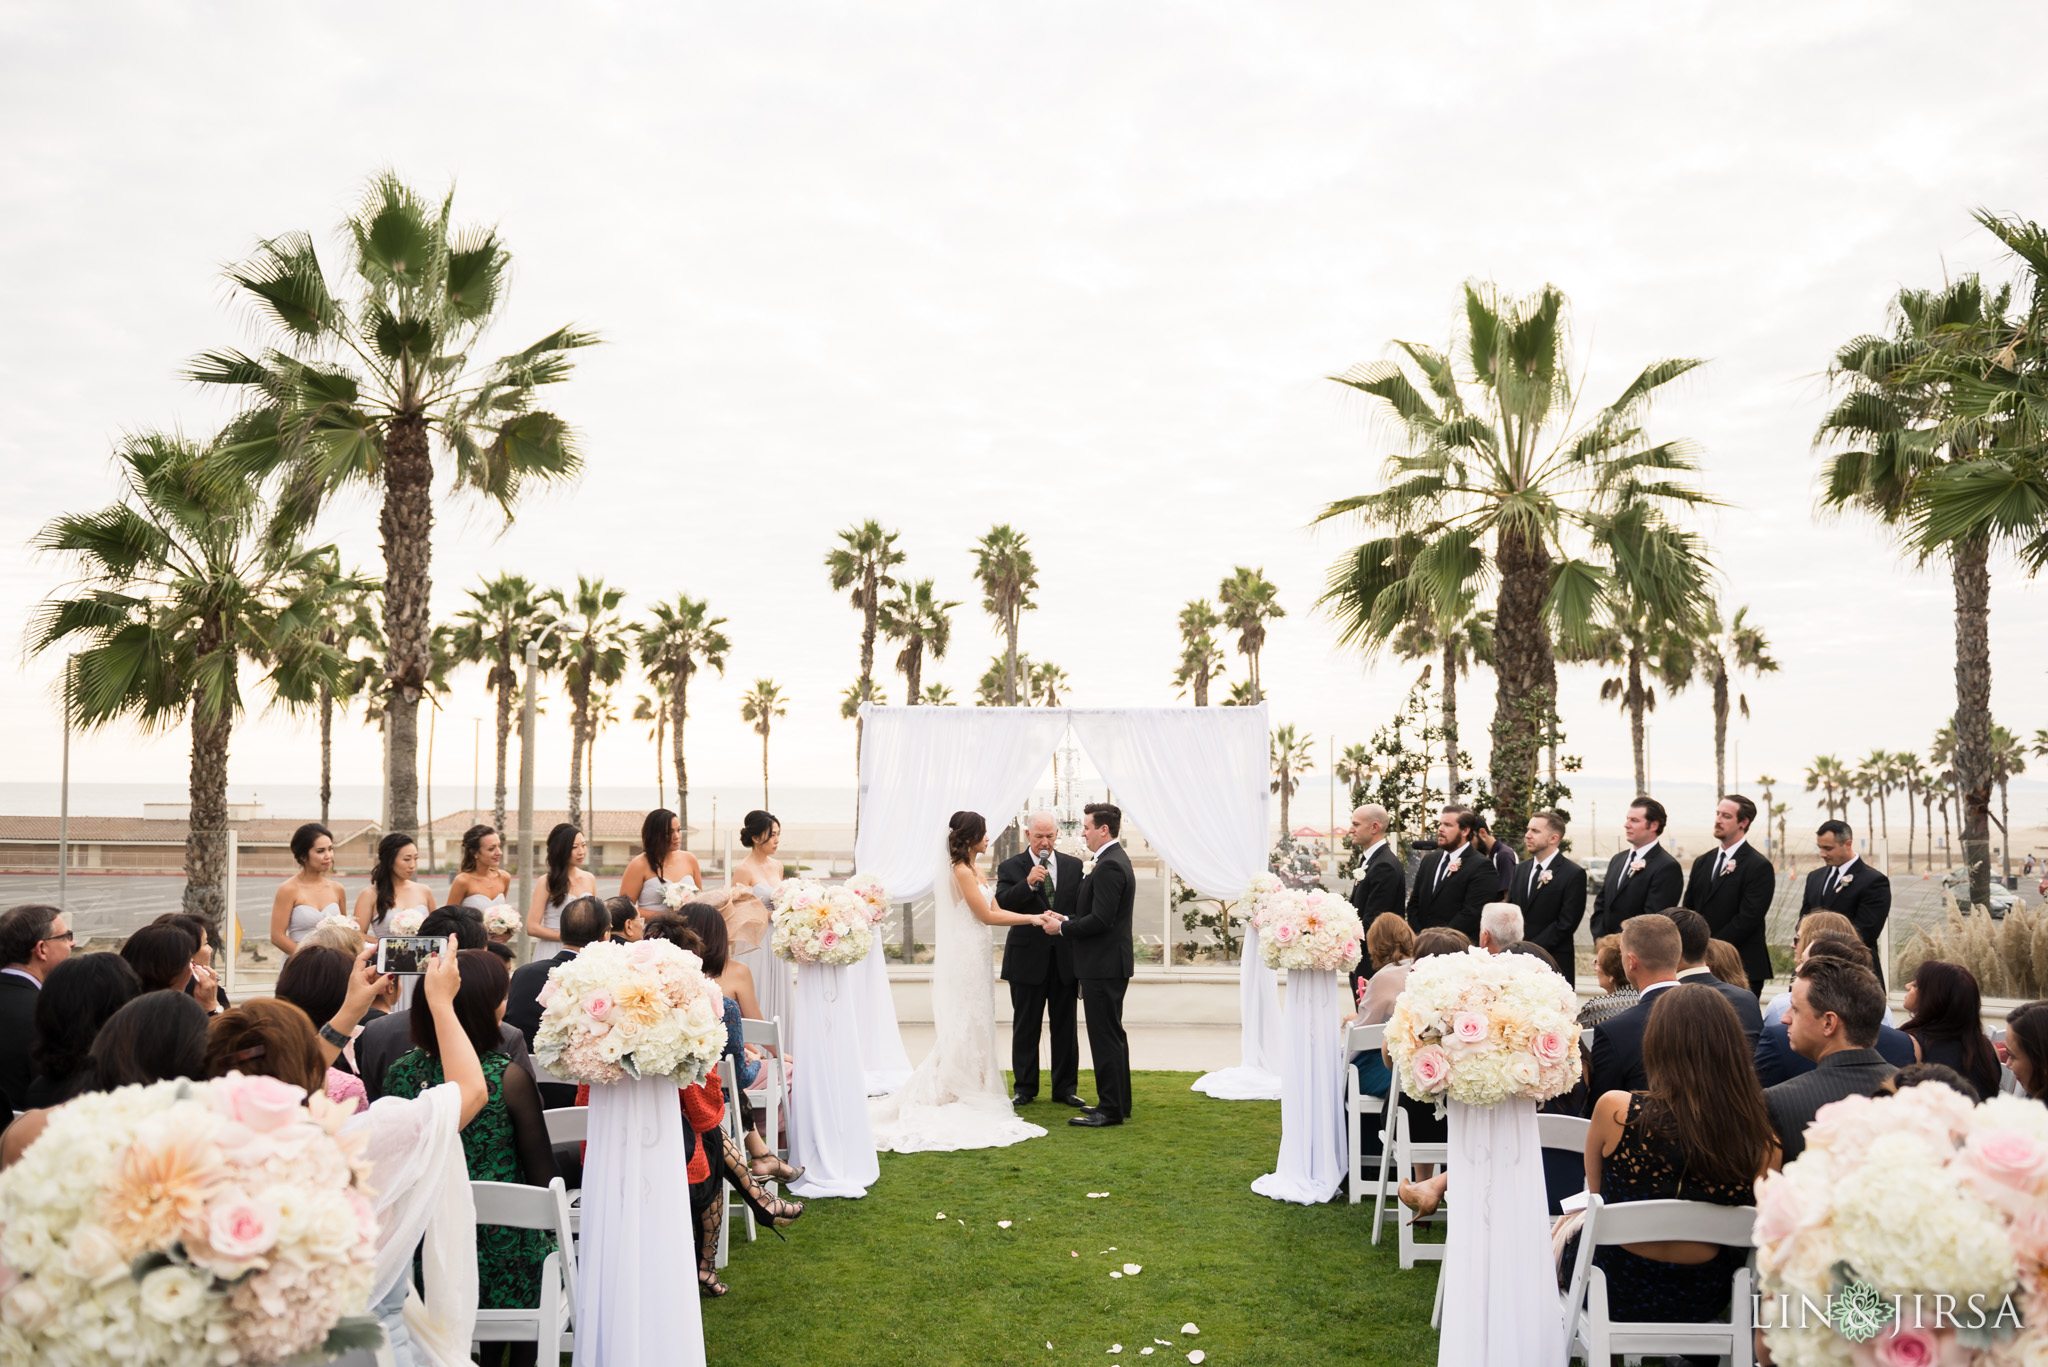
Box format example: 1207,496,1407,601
618,807,706,923
270,822,349,956
727,810,792,1036
526,823,596,962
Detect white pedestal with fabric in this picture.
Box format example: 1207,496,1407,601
731,936,793,1048
1191,921,1285,1100
573,1075,705,1367
849,935,914,1096
786,960,880,1198
1249,967,1347,1203
1436,1097,1564,1367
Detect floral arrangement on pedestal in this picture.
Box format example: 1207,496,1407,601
1236,872,1284,924
1251,888,1363,973
770,878,874,965
659,875,700,912
1754,1084,2048,1366
1385,947,1580,1111
842,873,892,927
387,908,426,936
0,1075,380,1367
482,906,520,938
533,938,727,1087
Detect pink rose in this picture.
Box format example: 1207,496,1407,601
1410,1045,1451,1093
1273,923,1297,943
627,939,660,964
1848,1323,1967,1367
821,930,838,947
586,991,615,1021
1341,939,1359,962
537,980,557,1007
1531,1028,1569,1065
1965,1130,2048,1189
1450,1012,1488,1046
212,1073,306,1132
205,1193,281,1260
1750,1172,1804,1245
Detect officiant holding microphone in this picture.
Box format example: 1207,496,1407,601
995,812,1086,1109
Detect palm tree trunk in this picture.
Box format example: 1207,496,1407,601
1003,608,1020,706
655,709,666,811
318,683,334,824
184,696,233,935
1490,523,1555,838
761,729,771,809
1193,666,1209,708
1711,662,1730,797
380,412,434,838
1905,779,1917,872
1278,772,1291,836
1441,634,1460,798
1925,796,1935,868
568,691,589,829
492,658,513,835
670,672,689,840
1249,646,1263,704
906,644,922,704
1952,535,1994,907
1627,648,1648,797
2001,777,2013,883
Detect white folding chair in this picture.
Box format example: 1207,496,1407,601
469,1177,576,1359
1342,1023,1389,1210
1536,1112,1591,1181
740,1016,789,1158
716,1057,759,1267
542,1106,588,1235
1393,1106,1449,1271
1366,1065,1402,1245
1561,1195,1756,1366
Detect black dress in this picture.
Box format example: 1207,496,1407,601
1906,1030,2003,1101
1559,1095,1752,1325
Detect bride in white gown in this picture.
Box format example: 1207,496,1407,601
870,811,1062,1153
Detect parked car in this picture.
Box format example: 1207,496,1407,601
1585,856,1610,885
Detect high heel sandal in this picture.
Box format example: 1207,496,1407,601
734,1176,805,1238
749,1152,805,1183
698,1270,728,1299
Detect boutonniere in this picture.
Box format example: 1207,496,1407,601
1537,868,1553,888
1082,859,1097,877
1718,857,1736,876
1446,855,1463,874
1629,857,1647,875
1839,873,1853,888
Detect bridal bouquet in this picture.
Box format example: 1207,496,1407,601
659,875,700,911
387,908,425,936
1386,947,1580,1111
483,906,520,938
770,878,874,965
1754,1085,2048,1366
0,1075,379,1367
843,872,892,927
1251,889,1363,973
533,938,726,1087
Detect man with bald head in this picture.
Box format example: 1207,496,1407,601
994,812,1085,1108
1346,804,1406,997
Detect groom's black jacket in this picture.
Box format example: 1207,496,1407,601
994,850,1081,984
1062,843,1136,980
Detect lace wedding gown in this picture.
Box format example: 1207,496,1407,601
868,843,1048,1153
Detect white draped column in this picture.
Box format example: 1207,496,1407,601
1249,967,1348,1204
787,961,880,1198
574,1076,705,1367
848,933,913,1095
1190,921,1284,1100
1437,1097,1564,1367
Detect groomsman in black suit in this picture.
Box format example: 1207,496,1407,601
1507,809,1587,984
1800,820,1893,988
1588,797,1684,939
1405,808,1493,941
1346,803,1406,997
994,812,1086,1108
1050,803,1136,1128
1681,794,1777,997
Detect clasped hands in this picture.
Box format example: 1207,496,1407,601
1039,911,1068,935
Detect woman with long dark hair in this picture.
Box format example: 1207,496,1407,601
1,988,210,1168
618,808,704,916
270,821,347,956
525,823,595,962
2004,1001,2048,1101
448,823,513,916
352,832,436,939
25,953,140,1107
1898,959,2001,1099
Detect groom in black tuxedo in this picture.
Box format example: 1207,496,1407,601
1050,802,1136,1128
994,812,1086,1108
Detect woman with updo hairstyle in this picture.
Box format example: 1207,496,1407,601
203,998,331,1098
354,832,436,939
448,822,513,918
527,823,595,963
720,809,792,1035
271,820,347,956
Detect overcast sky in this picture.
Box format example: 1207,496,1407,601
4,1,2047,820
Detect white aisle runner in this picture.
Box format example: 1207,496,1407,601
787,961,880,1198
1190,922,1285,1100
1249,967,1347,1203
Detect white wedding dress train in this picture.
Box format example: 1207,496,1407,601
868,844,1048,1153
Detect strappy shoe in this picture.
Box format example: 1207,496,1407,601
749,1153,804,1183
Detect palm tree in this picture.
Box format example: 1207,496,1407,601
550,577,628,830
976,654,1020,708
1771,801,1791,867
1217,567,1285,705
1027,661,1070,707
585,686,619,817
880,578,959,704
1991,724,2027,883
1221,680,1258,707
1173,600,1228,706
921,683,956,705
633,692,665,809
1315,281,1713,838
1897,751,1928,872
1695,604,1777,796
637,595,729,842
826,521,904,772
1805,755,1851,822
972,526,1037,706
448,573,559,835
294,549,382,823
1270,724,1315,837
29,432,339,929
192,173,594,837
1755,774,1779,861
1391,603,1493,798
1582,555,1708,797
840,677,887,726
740,680,788,808
1335,743,1376,804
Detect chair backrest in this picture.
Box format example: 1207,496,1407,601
1345,1022,1386,1055
1588,1197,1755,1249
740,1016,782,1050
1535,1113,1591,1154
718,1057,744,1137
543,1106,589,1146
551,1177,578,1311
472,1177,571,1234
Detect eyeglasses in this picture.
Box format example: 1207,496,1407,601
41,930,74,943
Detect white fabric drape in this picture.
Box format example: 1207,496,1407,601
574,1076,706,1367
1067,705,1270,900
346,1083,476,1367
854,705,1069,900
849,934,914,1095
787,961,881,1197
1438,1098,1564,1367
1249,968,1348,1204
732,937,793,1046
1190,921,1285,1100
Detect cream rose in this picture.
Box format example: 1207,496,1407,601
137,1264,205,1323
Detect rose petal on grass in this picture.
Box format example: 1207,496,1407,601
1123,1263,1142,1275
1187,1353,1205,1364
1182,1324,1200,1335
1109,1346,1122,1354
1142,1351,1155,1357
998,1221,1013,1229
935,1212,945,1219
1109,1271,1123,1279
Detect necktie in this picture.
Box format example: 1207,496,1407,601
1529,862,1541,899
1038,853,1054,907
1824,866,1839,900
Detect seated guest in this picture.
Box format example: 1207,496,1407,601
119,923,223,1013
355,909,535,1098
1342,913,1417,1106
1704,939,1748,988
1667,908,1763,1049
25,953,140,1107
152,911,231,1011
1585,914,1684,1100
482,941,516,968
1478,902,1523,954
0,903,74,1119
605,894,643,943
1898,960,2002,1101
1577,934,1639,1029
203,999,332,1102
2002,1001,2048,1101
1878,1061,1981,1104
1763,955,1898,1161
381,949,557,1347
666,904,803,1181
1753,935,1915,1086
1563,984,1778,1325
1761,911,1857,1027
274,945,372,1111
507,894,608,1049
2,989,209,1167
1380,928,1477,1215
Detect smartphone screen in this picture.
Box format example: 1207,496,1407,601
377,935,441,976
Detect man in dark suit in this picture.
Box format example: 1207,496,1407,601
1585,912,1683,1102
1680,794,1777,996
1405,808,1493,940
1666,908,1763,1048
1507,809,1586,984
1050,803,1136,1128
1468,811,1517,897
1800,820,1893,988
505,895,609,1108
358,908,535,1099
0,903,72,1121
1346,803,1406,998
1763,956,1898,1162
1588,796,1684,939
1752,931,1914,1085
994,812,1085,1108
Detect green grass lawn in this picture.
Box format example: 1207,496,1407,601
704,1071,1440,1366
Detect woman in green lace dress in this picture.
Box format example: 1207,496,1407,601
383,949,558,1340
